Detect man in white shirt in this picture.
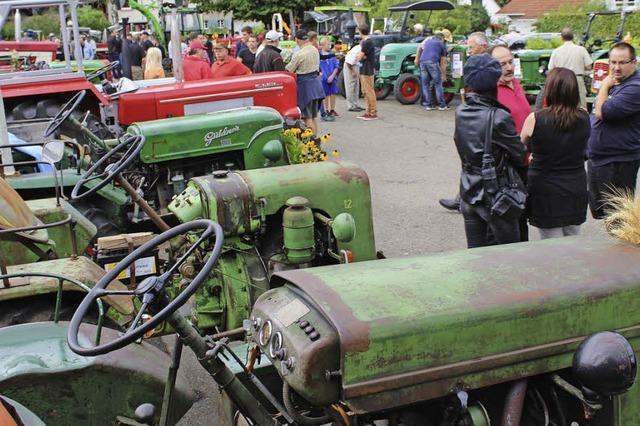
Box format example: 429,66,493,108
549,27,593,108
343,44,364,112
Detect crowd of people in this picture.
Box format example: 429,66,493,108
449,28,640,250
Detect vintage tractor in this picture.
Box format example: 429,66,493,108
377,41,465,104
368,0,455,100
55,227,640,425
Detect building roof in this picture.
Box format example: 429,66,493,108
498,0,586,19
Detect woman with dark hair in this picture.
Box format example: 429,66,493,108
521,67,590,239
455,54,527,248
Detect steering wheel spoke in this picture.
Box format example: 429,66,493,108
44,90,87,138
71,134,145,201
67,219,224,356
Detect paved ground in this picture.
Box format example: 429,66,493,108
174,95,608,425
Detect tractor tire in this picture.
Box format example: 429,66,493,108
394,73,421,105
375,84,392,100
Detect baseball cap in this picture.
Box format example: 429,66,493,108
189,40,205,50
463,53,502,93
265,30,283,41
295,29,308,40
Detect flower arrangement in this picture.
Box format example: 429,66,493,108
281,127,339,164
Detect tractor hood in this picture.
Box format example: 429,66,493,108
127,106,284,166
265,235,640,412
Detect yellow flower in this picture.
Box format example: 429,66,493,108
320,133,331,144
331,150,340,158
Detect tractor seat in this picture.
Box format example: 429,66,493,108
0,177,48,243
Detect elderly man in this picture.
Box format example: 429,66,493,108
211,42,251,78
439,31,490,211
588,42,640,219
286,29,325,134
253,30,285,73
549,27,592,109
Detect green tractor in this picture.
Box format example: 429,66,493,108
28,218,637,425
377,41,466,104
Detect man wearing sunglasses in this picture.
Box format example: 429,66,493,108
588,42,640,219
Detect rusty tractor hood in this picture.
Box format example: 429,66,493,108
272,235,640,412
2,256,134,316
0,177,48,243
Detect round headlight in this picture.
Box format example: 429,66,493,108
258,320,273,347
269,331,284,358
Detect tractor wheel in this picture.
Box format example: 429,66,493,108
375,84,392,100
394,73,421,105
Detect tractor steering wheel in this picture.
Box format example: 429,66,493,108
67,219,224,356
43,90,86,138
70,134,145,201
86,61,120,81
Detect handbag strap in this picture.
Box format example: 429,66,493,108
483,107,496,163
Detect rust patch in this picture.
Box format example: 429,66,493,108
272,270,371,353
332,162,370,185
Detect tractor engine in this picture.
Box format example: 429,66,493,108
164,160,377,332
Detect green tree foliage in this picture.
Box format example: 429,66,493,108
2,11,60,40
77,6,110,31
1,7,109,40
197,0,333,25
368,0,490,35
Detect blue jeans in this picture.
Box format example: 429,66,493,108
420,61,445,108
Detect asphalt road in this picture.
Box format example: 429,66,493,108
174,95,608,425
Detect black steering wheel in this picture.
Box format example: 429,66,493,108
43,90,86,138
67,219,224,356
86,60,119,81
70,134,145,201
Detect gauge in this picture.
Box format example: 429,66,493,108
258,319,273,347
269,331,283,359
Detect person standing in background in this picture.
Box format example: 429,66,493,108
253,30,285,73
319,37,340,121
128,34,145,80
415,32,448,111
236,26,252,54
356,25,378,121
237,35,258,71
144,47,165,79
182,40,213,81
286,29,325,134
548,28,592,109
343,43,364,112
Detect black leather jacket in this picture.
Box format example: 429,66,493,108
455,93,526,206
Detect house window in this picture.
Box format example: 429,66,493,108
611,0,640,9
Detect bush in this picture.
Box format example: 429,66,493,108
526,37,562,50
77,6,110,32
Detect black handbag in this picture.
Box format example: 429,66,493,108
481,108,527,219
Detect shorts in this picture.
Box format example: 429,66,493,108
300,99,321,119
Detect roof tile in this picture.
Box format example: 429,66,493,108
499,0,586,19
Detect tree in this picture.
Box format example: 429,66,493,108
197,0,333,25
77,6,110,31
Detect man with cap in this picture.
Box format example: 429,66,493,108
286,29,326,135
211,42,252,78
182,40,213,81
253,30,286,73
454,54,527,248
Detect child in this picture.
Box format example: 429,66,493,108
319,37,340,121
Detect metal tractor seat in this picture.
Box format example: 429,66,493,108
0,176,48,243
254,235,640,413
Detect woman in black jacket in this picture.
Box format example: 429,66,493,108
454,54,527,248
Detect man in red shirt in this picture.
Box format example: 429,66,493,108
211,43,251,79
490,45,530,133
182,40,213,81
